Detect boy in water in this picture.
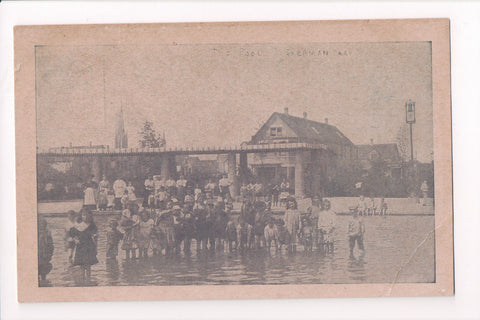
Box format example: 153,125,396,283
347,210,365,259
106,219,123,259
264,219,279,251
225,219,238,252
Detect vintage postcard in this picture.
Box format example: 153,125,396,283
15,19,453,302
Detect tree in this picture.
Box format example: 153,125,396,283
138,120,165,148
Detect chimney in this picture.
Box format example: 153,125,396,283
284,107,289,115
69,142,72,148
324,118,328,124
303,112,308,119
89,141,93,147
370,138,374,145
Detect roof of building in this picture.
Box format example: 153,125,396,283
252,112,355,146
357,143,401,163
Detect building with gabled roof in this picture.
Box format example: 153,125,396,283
357,142,403,179
247,108,357,197
251,109,355,150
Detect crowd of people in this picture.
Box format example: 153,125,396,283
79,172,304,213
38,173,372,283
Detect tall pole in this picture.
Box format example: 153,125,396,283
409,122,414,162
406,100,416,162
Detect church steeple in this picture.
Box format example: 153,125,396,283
114,105,128,149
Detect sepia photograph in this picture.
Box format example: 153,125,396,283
14,19,453,302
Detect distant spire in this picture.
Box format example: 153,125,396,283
114,105,128,148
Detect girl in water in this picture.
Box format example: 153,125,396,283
70,208,98,282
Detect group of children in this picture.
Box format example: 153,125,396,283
356,195,388,216
38,191,373,284
83,175,137,212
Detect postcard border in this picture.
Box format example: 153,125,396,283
14,19,453,302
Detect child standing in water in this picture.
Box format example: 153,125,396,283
64,210,76,263
38,218,54,282
264,219,279,251
347,210,366,259
120,209,137,259
137,209,154,258
106,219,123,259
225,219,238,252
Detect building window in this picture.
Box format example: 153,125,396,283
270,127,283,137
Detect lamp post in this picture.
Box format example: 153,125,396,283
405,100,416,162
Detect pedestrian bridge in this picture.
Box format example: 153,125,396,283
37,142,330,198
37,142,327,157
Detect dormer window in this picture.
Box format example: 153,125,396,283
369,150,379,161
270,127,283,137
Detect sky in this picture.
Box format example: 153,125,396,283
36,41,433,162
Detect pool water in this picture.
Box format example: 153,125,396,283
40,215,435,287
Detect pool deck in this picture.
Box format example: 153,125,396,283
38,197,434,217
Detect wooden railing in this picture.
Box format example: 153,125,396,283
38,142,327,157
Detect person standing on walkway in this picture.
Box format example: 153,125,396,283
83,182,97,211
218,174,231,198
143,175,154,208
420,180,429,206
113,178,127,210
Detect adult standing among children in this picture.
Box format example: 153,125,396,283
218,174,231,198
283,198,301,253
83,181,97,211
113,177,127,210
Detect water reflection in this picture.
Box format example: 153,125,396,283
347,255,367,282
105,258,120,283
41,215,435,287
